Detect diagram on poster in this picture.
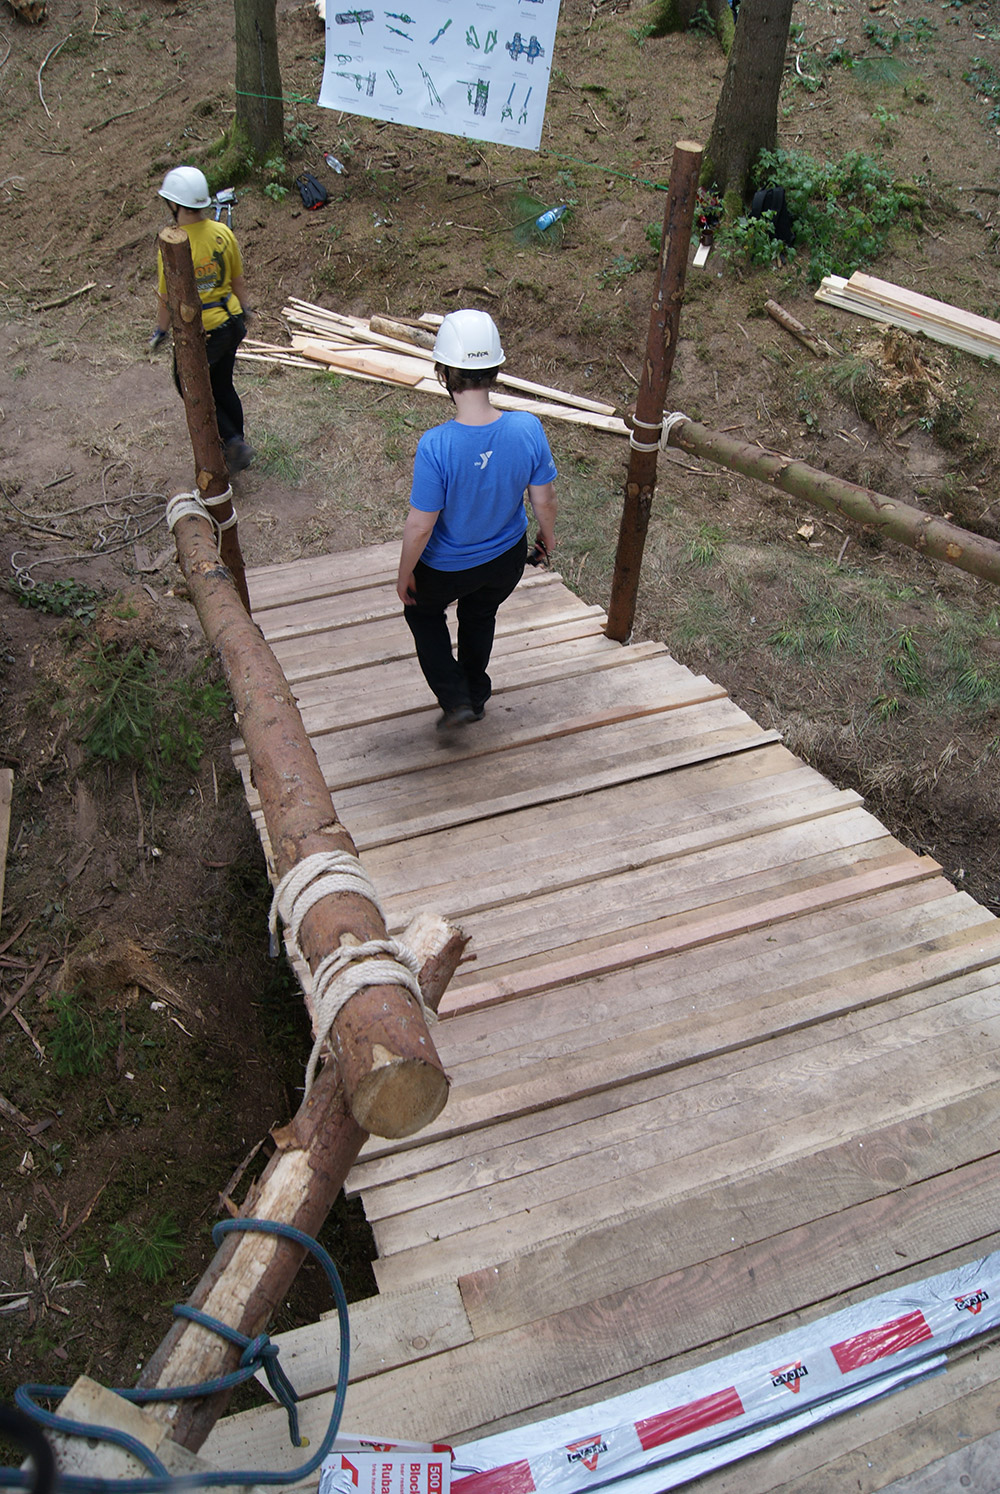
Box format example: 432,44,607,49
318,1,562,151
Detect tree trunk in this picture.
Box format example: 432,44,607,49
703,0,794,202
233,0,284,160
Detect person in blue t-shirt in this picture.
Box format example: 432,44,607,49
397,309,558,731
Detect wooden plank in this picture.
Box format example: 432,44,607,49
367,772,861,924
0,769,12,930
455,1083,1000,1339
296,339,430,385
434,856,969,1019
361,976,1000,1234
862,1424,1000,1494
324,706,779,849
269,611,612,687
266,1091,1000,1407
350,923,1000,1191
289,638,669,735
307,656,724,785
362,887,993,1199
375,1002,1000,1258
294,338,432,385
848,272,1000,345
253,1279,471,1402
247,541,399,607
379,1148,1000,1420
206,1169,1000,1448
814,276,1000,363
239,676,735,819
423,812,915,980
257,572,587,646
438,856,947,1054
372,983,1000,1286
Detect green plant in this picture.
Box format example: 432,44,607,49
730,148,913,284
107,1214,182,1284
8,577,101,621
254,429,306,482
870,693,900,720
687,3,717,39
47,990,116,1078
597,252,645,286
687,524,725,566
285,119,314,152
965,59,1000,132
264,182,289,203
718,209,790,270
74,641,228,798
885,628,927,694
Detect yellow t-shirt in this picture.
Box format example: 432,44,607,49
157,218,244,332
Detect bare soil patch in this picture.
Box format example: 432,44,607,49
2,0,1000,1442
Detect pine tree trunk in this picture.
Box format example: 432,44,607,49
233,0,284,160
703,0,794,201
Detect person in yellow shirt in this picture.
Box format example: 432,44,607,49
151,166,254,475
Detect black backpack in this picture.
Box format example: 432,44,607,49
297,173,329,210
750,185,795,247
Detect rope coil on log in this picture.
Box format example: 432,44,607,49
165,490,238,537
269,853,429,1099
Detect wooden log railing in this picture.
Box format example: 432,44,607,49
663,417,1000,588
119,235,463,1452
605,139,702,643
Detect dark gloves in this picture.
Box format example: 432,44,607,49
527,533,552,568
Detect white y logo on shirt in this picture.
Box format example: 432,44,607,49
476,450,493,471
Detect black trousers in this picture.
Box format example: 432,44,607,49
403,536,527,712
173,314,246,445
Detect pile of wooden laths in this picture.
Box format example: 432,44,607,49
815,271,1000,363
239,299,629,435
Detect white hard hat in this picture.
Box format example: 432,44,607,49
433,309,506,369
158,166,212,210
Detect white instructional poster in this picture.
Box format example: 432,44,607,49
318,0,562,151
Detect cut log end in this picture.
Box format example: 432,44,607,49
350,1056,450,1139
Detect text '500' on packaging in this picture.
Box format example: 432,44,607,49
320,1438,452,1494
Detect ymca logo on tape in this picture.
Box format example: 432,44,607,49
564,1436,608,1472
770,1362,808,1394
955,1290,990,1315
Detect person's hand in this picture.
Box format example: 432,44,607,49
148,327,169,352
397,573,417,606
527,533,552,568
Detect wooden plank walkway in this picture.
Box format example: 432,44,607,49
207,543,1000,1491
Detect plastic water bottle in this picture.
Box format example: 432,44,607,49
324,153,346,174
535,204,567,232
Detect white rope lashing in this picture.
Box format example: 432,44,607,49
268,851,428,1099
659,411,690,448
628,415,662,453
165,488,238,541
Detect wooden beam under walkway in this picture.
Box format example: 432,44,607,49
209,545,1000,1492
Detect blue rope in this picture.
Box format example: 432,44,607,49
3,1220,351,1492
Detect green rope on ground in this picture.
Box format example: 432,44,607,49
234,87,317,105
540,148,669,191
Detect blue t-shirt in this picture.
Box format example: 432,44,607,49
409,410,557,570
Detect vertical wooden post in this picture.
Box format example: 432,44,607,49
158,226,252,616
605,141,702,643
